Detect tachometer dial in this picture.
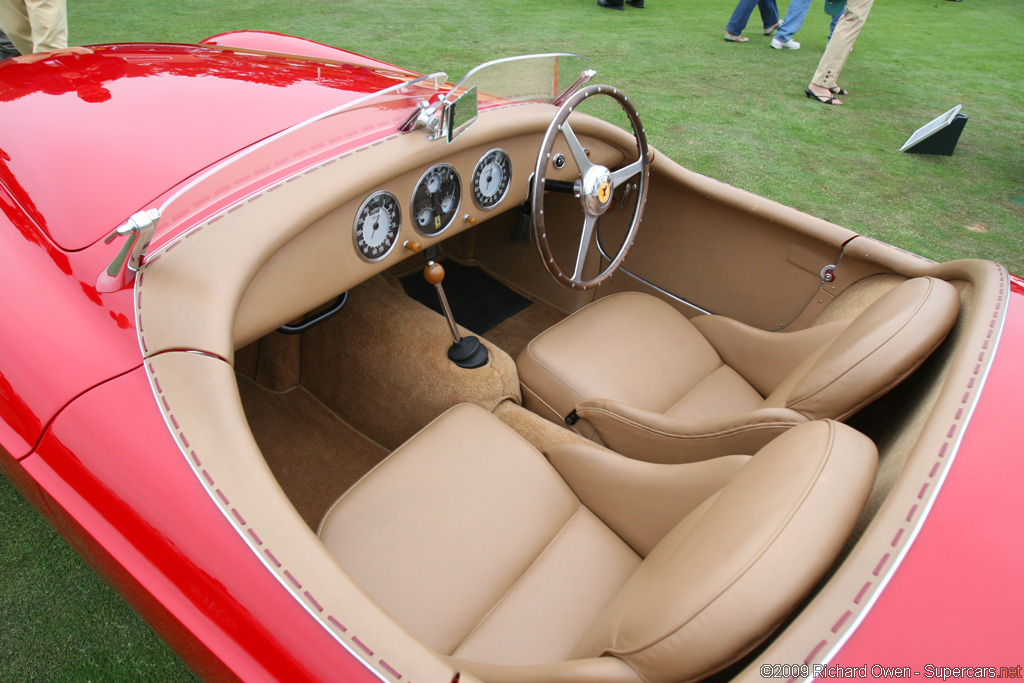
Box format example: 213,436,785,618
353,190,401,262
472,148,512,210
411,164,461,236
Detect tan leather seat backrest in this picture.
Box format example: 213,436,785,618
767,276,960,420
570,420,878,683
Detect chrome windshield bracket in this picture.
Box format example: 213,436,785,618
104,209,161,280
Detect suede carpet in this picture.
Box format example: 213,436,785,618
237,376,388,530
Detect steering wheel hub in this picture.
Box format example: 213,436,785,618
581,165,614,216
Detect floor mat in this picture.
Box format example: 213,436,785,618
399,260,533,335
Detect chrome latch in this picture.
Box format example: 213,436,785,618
104,209,161,280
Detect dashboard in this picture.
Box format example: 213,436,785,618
352,148,513,262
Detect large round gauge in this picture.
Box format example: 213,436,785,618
411,164,461,236
353,190,401,262
472,148,512,210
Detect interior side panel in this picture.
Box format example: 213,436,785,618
595,159,854,330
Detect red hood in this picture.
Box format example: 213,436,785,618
0,43,417,251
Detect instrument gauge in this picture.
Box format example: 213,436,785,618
411,164,461,237
353,190,401,262
472,148,512,210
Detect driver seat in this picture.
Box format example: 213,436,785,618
319,403,877,683
516,276,959,462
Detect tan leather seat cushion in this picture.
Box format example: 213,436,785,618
517,292,761,426
319,404,877,683
318,403,641,664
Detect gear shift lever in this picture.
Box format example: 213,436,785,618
423,260,489,369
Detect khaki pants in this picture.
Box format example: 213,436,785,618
811,0,874,89
0,0,67,54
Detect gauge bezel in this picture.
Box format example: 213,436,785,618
352,190,402,263
410,163,462,238
471,148,513,211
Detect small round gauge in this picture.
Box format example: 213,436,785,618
411,164,461,237
472,148,512,210
353,190,401,262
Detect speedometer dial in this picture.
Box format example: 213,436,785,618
472,148,512,210
411,164,461,237
353,190,401,262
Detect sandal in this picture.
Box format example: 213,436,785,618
764,21,781,35
829,85,850,95
805,88,842,105
724,33,750,42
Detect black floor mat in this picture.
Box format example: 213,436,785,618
399,261,533,335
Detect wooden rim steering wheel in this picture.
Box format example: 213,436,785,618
530,84,650,290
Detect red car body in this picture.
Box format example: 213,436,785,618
2,32,1021,682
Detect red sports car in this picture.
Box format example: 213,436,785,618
2,32,1021,683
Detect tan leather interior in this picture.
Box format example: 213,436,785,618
319,404,877,683
517,277,960,462
127,88,1012,683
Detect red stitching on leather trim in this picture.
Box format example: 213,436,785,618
804,640,827,664
352,636,373,656
380,659,402,680
832,611,852,633
284,569,301,589
265,548,282,567
246,528,262,545
216,489,229,505
231,508,246,525
807,265,1009,671
304,591,324,612
891,528,904,547
202,470,214,486
328,616,347,632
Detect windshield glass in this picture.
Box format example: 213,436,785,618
144,53,590,254
448,53,591,105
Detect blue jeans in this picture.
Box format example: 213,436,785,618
776,0,841,42
726,0,780,36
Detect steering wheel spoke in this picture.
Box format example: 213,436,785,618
570,213,599,282
531,84,650,291
559,121,594,177
610,158,645,188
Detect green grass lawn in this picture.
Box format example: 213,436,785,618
2,0,1022,680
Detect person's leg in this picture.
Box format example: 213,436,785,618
811,0,873,90
0,1,34,55
776,0,813,42
24,0,65,52
756,0,780,30
725,0,761,36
